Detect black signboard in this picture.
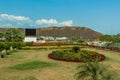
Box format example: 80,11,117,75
25,29,36,36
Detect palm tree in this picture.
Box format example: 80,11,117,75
74,59,113,80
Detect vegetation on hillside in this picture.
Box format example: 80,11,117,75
37,26,102,40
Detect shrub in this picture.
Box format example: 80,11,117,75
10,42,19,49
72,46,80,53
49,49,105,62
52,51,64,58
25,42,33,46
75,59,114,80
1,53,7,58
4,42,11,49
0,42,5,51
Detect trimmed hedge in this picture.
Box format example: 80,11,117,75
21,46,83,50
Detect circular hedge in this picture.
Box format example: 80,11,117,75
48,50,105,62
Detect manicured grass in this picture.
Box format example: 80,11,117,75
105,56,112,61
10,60,56,70
0,48,120,80
21,76,38,80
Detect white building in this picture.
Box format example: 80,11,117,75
55,37,68,40
24,37,37,42
24,29,37,42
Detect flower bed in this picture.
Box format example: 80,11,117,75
48,49,105,62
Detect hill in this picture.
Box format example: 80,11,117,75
0,26,103,40
0,28,25,34
36,26,103,40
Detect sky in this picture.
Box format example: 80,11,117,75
0,0,120,34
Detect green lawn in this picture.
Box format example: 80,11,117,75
0,48,120,80
9,60,56,70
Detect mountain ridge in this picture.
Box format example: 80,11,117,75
36,26,102,40
0,26,103,40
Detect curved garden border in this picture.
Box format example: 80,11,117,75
48,53,105,62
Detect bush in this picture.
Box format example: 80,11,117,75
49,49,105,62
0,53,7,58
12,42,27,49
25,42,33,46
52,51,64,58
74,59,114,80
0,42,5,51
72,46,80,53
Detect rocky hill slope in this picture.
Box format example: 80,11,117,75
36,26,102,40
0,26,103,40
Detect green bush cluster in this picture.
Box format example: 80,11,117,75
0,50,18,58
72,46,80,53
0,42,32,58
0,42,32,49
1,52,7,58
51,49,99,61
52,50,82,60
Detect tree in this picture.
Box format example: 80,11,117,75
75,59,113,80
99,35,113,42
99,35,114,47
0,42,5,51
100,34,120,47
113,34,120,43
0,32,4,41
0,42,6,58
77,39,84,44
69,36,78,43
4,28,24,41
4,42,11,54
0,32,4,37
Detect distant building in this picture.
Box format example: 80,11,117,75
24,37,37,42
37,36,46,43
24,29,37,42
0,37,5,41
38,36,55,41
55,37,68,41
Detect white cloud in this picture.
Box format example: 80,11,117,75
35,19,58,25
60,20,73,26
0,14,30,21
35,19,73,26
0,14,73,28
0,14,34,28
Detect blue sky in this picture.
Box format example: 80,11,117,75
0,0,120,34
